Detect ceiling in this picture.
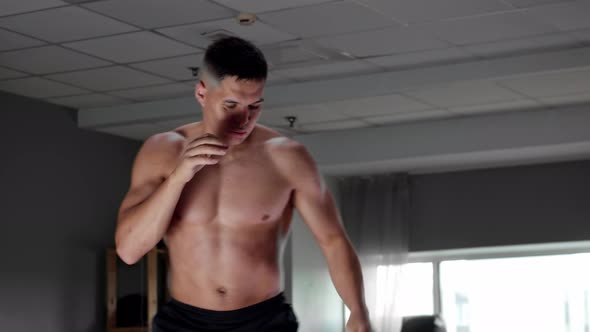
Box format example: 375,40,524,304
1,0,590,172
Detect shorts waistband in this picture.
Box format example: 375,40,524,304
167,292,286,322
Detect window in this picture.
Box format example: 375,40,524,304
440,253,590,332
395,262,435,317
345,262,434,321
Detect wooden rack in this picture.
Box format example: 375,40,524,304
106,248,168,332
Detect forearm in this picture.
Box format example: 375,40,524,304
115,174,185,264
323,237,369,315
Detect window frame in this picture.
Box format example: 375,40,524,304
407,240,590,317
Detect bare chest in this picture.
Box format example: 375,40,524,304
172,156,293,228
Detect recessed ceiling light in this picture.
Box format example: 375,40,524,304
237,13,257,26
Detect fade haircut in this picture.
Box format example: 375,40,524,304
199,36,268,87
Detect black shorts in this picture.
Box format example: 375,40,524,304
152,293,298,332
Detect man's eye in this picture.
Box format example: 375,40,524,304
248,105,260,111
225,104,237,109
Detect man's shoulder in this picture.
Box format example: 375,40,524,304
255,125,306,156
135,131,187,173
145,119,205,150
144,130,187,154
255,126,314,178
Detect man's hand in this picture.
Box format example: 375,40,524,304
346,310,372,332
170,133,228,184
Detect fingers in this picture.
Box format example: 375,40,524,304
185,144,227,157
187,134,227,149
182,134,228,168
188,155,220,165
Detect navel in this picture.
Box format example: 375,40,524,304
262,214,270,221
216,287,227,295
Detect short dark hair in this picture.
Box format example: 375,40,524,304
200,36,268,84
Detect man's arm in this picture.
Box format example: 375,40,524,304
116,132,228,265
278,141,371,331
115,132,186,265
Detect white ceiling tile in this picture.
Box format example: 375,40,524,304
62,0,104,3
109,83,193,101
0,46,110,74
182,79,199,88
299,119,370,132
0,28,45,51
97,123,163,141
503,0,574,8
259,104,351,126
450,99,541,115
570,28,590,43
363,109,454,125
0,77,88,98
528,1,590,31
537,90,590,107
273,60,379,81
0,7,138,43
482,49,588,77
357,0,511,24
258,1,397,38
157,17,295,48
321,94,434,117
129,53,203,81
155,115,202,131
313,26,450,57
266,71,295,85
83,0,235,29
261,41,327,68
47,93,130,109
213,0,334,13
0,0,66,17
269,126,302,137
64,31,198,63
405,81,523,108
365,48,473,70
424,11,558,45
0,66,28,80
46,66,171,91
461,32,578,57
497,68,590,98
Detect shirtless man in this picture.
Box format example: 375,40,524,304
115,37,371,332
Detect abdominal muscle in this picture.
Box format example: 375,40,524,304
164,219,286,311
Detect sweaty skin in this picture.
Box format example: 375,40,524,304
116,76,370,331
164,124,297,310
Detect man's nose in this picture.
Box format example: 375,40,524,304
235,109,249,128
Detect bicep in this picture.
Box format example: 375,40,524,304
118,177,164,219
289,146,347,247
118,133,182,219
294,185,347,247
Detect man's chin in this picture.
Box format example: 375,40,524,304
225,135,247,146
225,130,250,143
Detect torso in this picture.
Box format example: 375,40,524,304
163,124,295,310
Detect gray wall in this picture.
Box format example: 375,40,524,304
409,160,590,251
0,92,141,332
282,234,293,303
291,176,344,332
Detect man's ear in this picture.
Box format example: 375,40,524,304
196,80,207,107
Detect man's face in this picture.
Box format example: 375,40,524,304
196,76,265,146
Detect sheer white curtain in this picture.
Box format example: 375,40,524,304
337,174,410,332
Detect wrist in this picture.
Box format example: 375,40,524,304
349,306,370,319
167,171,188,187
